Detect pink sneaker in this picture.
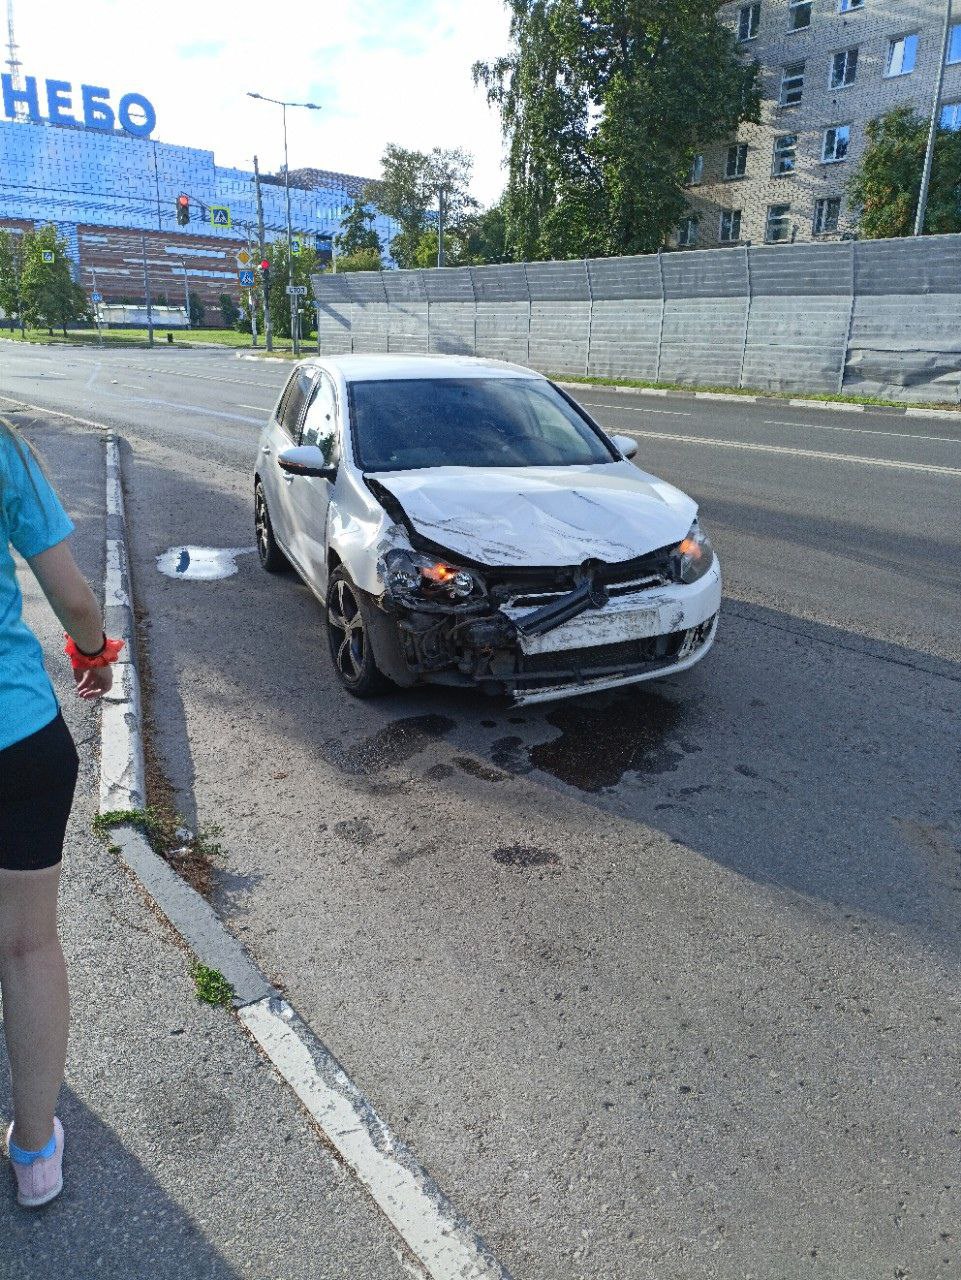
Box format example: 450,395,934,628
6,1118,64,1208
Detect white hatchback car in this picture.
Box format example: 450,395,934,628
254,354,720,704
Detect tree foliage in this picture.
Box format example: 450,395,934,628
188,291,205,326
219,292,240,328
264,239,319,338
335,248,385,273
474,0,761,259
0,229,24,326
335,198,382,260
366,144,478,268
20,225,89,335
848,106,961,239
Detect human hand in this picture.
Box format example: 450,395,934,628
73,665,114,700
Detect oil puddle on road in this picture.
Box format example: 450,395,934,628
157,545,257,580
333,714,455,777
496,689,688,793
493,845,560,868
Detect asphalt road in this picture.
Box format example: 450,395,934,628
3,341,961,1279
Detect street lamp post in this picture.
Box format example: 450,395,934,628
915,0,954,236
247,92,321,356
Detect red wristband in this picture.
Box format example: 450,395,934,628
64,634,124,671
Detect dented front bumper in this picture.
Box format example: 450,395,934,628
378,560,722,704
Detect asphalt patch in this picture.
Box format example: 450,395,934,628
454,756,510,783
492,845,560,868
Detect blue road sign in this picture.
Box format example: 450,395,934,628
238,269,255,287
91,291,102,302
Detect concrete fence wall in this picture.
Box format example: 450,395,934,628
312,235,961,404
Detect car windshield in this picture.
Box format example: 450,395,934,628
349,377,615,472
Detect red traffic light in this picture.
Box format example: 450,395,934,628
259,259,270,271
177,194,189,208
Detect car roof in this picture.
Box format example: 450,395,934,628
303,354,546,383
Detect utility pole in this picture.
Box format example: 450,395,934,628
179,257,190,329
253,154,273,352
140,232,154,347
915,0,954,236
89,266,103,347
437,185,447,268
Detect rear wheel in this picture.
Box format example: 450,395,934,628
255,479,288,573
326,567,390,697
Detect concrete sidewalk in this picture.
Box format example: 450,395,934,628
0,415,413,1279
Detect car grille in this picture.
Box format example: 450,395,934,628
513,617,715,689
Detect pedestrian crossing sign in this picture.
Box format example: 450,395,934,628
291,237,302,256
210,206,231,228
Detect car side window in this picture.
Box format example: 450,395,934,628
301,373,340,464
279,367,316,441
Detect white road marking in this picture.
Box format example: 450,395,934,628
789,397,864,413
237,403,270,412
0,393,110,432
622,427,961,477
579,401,692,416
764,418,961,446
239,998,509,1280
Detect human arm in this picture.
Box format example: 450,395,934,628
28,540,114,698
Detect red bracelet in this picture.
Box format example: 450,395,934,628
64,634,124,671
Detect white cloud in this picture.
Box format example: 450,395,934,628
11,0,512,204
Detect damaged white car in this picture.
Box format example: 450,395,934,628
254,355,720,705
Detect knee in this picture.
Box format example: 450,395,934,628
0,928,59,965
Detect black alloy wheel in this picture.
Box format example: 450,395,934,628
254,479,288,573
326,567,390,696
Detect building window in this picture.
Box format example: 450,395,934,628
773,134,799,175
789,1,812,30
941,101,961,131
838,0,864,11
830,47,859,88
885,34,918,77
677,216,699,247
822,124,851,162
687,154,704,185
738,3,761,41
766,204,793,242
813,197,842,234
720,210,742,243
948,23,961,64
725,142,749,178
780,62,806,106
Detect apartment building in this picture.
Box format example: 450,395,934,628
680,0,961,248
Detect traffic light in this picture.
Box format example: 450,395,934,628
176,193,190,226
259,259,270,290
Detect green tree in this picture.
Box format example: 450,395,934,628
265,239,319,339
848,105,961,239
367,144,478,268
335,248,384,272
219,292,240,328
335,198,382,260
474,0,761,259
0,229,25,331
188,291,205,326
20,225,89,335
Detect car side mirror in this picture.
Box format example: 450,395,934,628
278,445,337,480
611,433,638,460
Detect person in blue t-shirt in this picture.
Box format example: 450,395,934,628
0,420,121,1208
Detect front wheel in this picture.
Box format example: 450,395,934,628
326,568,391,697
255,479,288,573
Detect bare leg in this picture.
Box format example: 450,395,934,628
0,864,68,1152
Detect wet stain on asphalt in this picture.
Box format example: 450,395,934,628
493,845,560,868
334,714,455,776
424,763,455,781
530,690,687,793
480,719,498,729
491,736,533,776
334,817,375,847
455,756,510,783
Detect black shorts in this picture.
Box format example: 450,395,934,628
0,711,79,871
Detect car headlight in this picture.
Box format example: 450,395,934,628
382,548,482,601
673,520,714,584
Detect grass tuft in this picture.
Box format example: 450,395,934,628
189,962,234,1008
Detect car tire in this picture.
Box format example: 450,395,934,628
326,567,391,697
255,479,289,573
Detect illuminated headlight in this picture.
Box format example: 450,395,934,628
382,548,481,600
673,520,714,584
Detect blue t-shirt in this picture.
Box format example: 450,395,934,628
1,430,74,752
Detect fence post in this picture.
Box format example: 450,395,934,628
737,244,752,389
654,249,666,385
522,262,532,366
584,259,593,377
839,237,857,396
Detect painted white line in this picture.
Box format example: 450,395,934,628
764,418,961,446
695,391,758,403
906,407,961,422
239,998,510,1280
789,398,865,413
622,427,961,477
237,403,270,413
0,393,110,433
579,401,692,416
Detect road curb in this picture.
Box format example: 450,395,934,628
98,436,511,1280
555,379,961,421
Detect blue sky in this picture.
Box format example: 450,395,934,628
12,0,512,204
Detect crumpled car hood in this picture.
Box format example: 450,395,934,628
372,463,697,567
